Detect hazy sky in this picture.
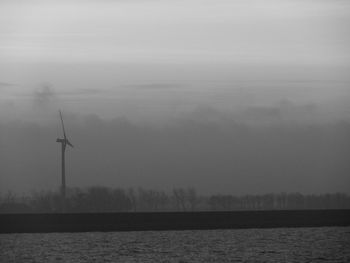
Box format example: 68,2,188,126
0,0,349,194
1,0,349,120
1,0,349,64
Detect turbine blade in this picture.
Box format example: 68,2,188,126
66,139,74,148
59,110,67,139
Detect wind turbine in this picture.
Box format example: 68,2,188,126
56,110,73,212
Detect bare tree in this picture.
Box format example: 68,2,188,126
187,187,198,211
173,188,187,211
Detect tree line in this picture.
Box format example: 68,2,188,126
0,187,349,213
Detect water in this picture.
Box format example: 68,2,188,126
0,227,349,262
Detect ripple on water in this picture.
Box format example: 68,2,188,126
0,227,349,263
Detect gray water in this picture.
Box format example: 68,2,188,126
1,227,349,263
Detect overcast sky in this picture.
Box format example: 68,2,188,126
0,0,349,194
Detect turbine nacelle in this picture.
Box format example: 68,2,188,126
56,138,74,148
57,110,74,148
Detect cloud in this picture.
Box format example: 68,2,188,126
0,82,15,88
33,84,57,108
237,101,318,125
58,88,111,96
123,83,181,90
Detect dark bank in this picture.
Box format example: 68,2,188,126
1,209,349,234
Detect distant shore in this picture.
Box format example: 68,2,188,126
1,209,349,234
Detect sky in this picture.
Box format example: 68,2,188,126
0,0,349,194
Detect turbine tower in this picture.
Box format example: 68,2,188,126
56,110,73,212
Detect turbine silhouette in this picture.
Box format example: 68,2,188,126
56,110,73,212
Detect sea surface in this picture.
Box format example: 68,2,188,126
0,227,349,262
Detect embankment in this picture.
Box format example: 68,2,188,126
1,209,349,233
